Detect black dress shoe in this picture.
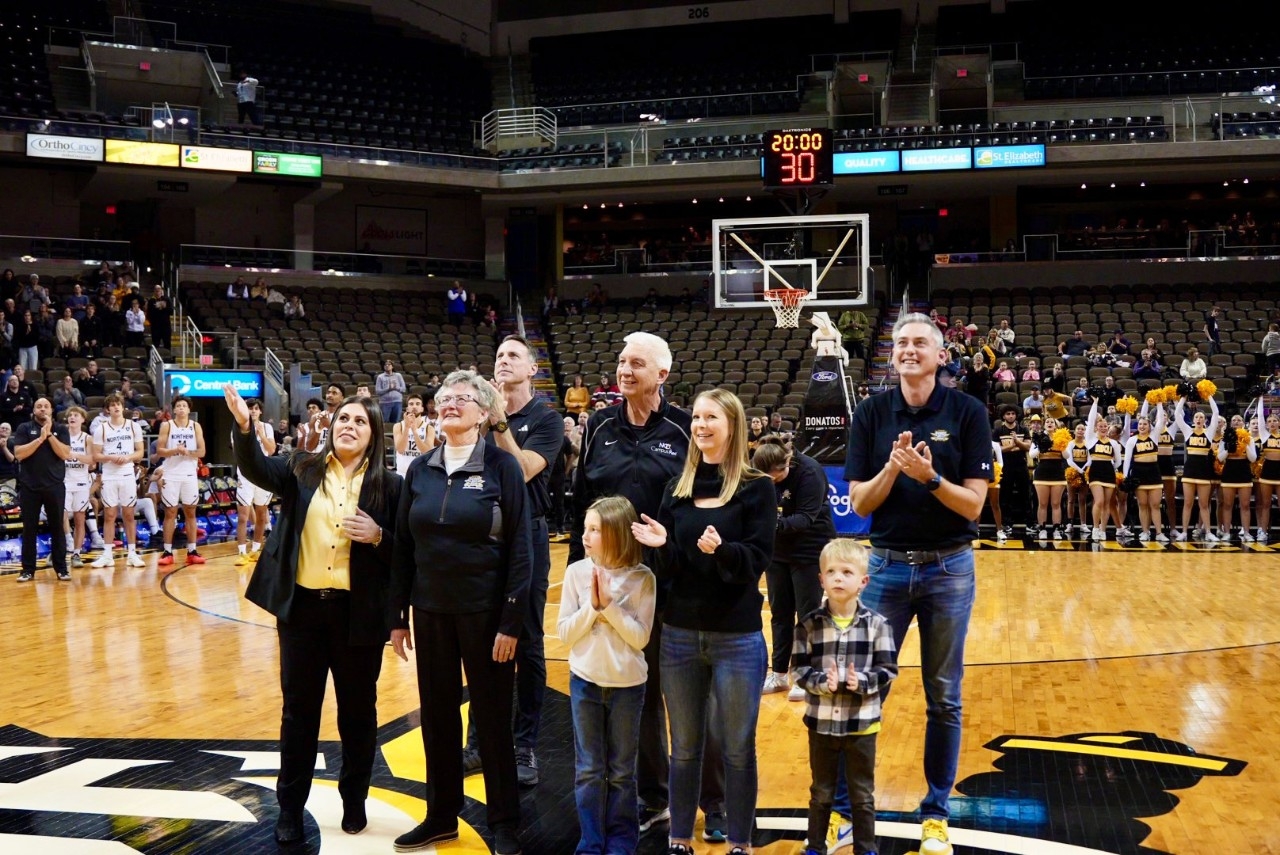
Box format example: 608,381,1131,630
274,810,304,845
394,817,459,852
341,800,367,834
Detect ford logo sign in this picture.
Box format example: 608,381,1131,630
812,371,838,382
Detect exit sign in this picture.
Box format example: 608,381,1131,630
199,354,214,366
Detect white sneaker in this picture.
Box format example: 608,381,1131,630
761,672,789,694
788,683,805,702
1156,531,1170,543
1092,527,1104,542
126,552,145,568
91,551,114,567
1053,526,1063,540
996,529,1008,543
1117,525,1132,538
89,535,106,549
1077,523,1091,534
1138,531,1150,542
1257,528,1269,543
1204,530,1220,543
1037,527,1049,540
1240,531,1254,543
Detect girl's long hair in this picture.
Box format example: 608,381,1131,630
293,396,390,513
673,388,766,502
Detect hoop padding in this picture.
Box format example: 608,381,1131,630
763,288,812,328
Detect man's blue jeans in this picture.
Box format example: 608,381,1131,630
660,625,767,846
836,547,975,821
570,675,645,855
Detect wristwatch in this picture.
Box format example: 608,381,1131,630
925,472,942,492
492,420,509,434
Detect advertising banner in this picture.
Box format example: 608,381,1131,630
164,369,263,399
26,134,104,162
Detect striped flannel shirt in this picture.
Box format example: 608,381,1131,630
790,602,898,737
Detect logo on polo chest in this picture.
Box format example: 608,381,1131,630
462,475,485,490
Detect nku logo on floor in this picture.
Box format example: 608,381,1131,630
165,369,263,398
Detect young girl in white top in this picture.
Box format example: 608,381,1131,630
557,495,656,855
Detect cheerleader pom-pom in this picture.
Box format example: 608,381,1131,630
993,462,1003,485
1115,472,1126,487
1050,427,1072,453
1177,380,1198,401
1162,385,1180,402
1066,468,1083,488
1223,428,1239,454
1145,388,1166,406
1115,395,1139,416
1197,379,1218,400
1254,458,1265,480
1122,473,1139,492
1236,427,1252,449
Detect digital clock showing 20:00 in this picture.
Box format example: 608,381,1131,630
761,128,834,188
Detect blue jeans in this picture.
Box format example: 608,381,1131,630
380,401,402,426
660,625,766,846
570,675,645,855
841,547,975,820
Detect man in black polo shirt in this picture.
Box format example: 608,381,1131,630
992,405,1032,540
472,334,564,786
10,397,72,582
845,312,990,855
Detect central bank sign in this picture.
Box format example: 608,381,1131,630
164,369,262,398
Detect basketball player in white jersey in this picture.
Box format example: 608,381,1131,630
61,406,97,567
234,397,276,565
301,383,344,453
393,393,435,476
91,392,146,567
156,395,207,566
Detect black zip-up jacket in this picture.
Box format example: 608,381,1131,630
569,398,692,564
772,452,836,565
389,440,532,637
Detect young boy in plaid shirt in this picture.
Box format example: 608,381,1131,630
792,540,897,855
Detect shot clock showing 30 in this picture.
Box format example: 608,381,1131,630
762,128,833,189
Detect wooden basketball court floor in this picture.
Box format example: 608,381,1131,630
1,538,1277,854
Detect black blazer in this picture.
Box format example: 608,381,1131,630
233,427,402,645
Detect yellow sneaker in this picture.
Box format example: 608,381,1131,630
826,810,853,854
235,552,252,566
920,817,952,855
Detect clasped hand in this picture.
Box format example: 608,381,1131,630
887,431,935,484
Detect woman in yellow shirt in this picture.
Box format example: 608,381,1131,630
564,373,591,415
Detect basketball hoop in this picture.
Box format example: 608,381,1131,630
763,288,811,328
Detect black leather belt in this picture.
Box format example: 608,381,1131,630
298,587,350,600
870,543,971,565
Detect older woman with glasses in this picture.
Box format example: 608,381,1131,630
389,370,532,855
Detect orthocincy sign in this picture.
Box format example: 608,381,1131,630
26,134,105,162
164,370,262,398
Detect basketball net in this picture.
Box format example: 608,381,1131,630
763,288,812,328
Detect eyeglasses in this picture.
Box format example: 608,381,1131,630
436,394,478,407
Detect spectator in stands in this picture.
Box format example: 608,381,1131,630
235,70,261,126
854,384,872,407
5,364,38,403
1058,329,1091,362
1133,350,1163,381
1072,377,1092,407
993,360,1016,394
0,423,15,490
1020,359,1040,383
56,307,79,359
928,308,948,333
1086,342,1117,369
1107,329,1132,357
965,352,990,405
837,308,870,362
124,297,147,349
65,283,90,322
947,318,973,346
564,374,590,416
376,359,407,425
0,269,17,305
542,286,560,318
80,303,103,357
643,288,661,309
0,375,32,428
14,309,39,371
146,285,172,351
1203,306,1221,357
36,305,58,362
1044,362,1067,394
0,310,12,369
1144,337,1165,365
250,277,269,301
226,276,250,300
53,375,84,416
768,410,792,438
585,282,608,311
591,373,620,406
979,329,1005,367
996,318,1016,349
120,378,143,411
1096,376,1121,410
77,360,106,398
284,294,305,322
1022,386,1045,416
266,283,286,311
1042,386,1071,422
21,275,49,316
1180,347,1208,382
446,281,467,326
466,292,483,324
99,294,121,347
1262,323,1280,372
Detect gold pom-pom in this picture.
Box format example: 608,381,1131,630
1050,427,1071,453
1066,468,1083,488
1115,395,1139,416
1237,428,1253,449
993,462,1003,485
1145,388,1166,406
1214,458,1224,476
1115,472,1125,486
1197,379,1218,400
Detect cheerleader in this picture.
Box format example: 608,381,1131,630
988,440,1007,542
1122,407,1168,542
1155,401,1178,536
1174,395,1220,542
1064,422,1092,535
1216,413,1257,542
1108,419,1134,540
1084,399,1123,541
1255,398,1280,542
1030,416,1067,539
